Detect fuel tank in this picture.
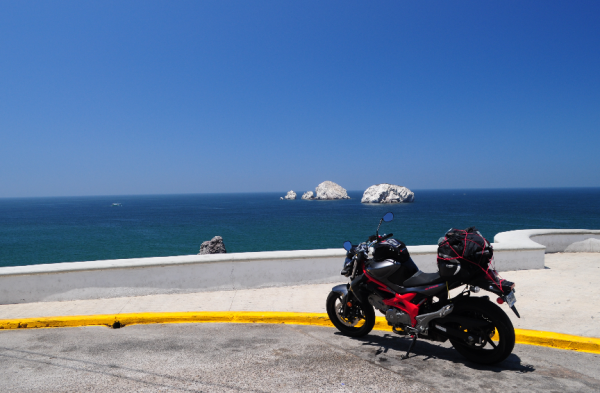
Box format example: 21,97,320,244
366,260,399,280
366,258,419,286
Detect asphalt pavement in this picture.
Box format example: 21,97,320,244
1,323,599,393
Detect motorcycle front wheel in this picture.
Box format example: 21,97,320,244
448,298,515,364
326,291,375,337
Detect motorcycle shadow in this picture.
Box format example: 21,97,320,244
345,332,536,373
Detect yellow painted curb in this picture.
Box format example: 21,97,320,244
1,312,598,355
0,312,335,330
514,328,600,354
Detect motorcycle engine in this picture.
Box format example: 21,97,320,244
385,308,412,326
367,295,389,313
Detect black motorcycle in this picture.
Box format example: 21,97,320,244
326,212,519,364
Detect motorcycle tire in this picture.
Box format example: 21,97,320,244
326,291,375,337
447,298,515,365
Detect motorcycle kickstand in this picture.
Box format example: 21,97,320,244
401,334,418,360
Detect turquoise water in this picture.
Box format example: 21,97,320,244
1,188,599,268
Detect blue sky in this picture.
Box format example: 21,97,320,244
1,1,599,197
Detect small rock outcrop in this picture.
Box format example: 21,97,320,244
314,181,350,200
361,184,414,203
565,238,600,253
280,190,297,200
198,236,227,254
301,191,314,200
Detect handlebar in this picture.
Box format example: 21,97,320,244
368,233,394,242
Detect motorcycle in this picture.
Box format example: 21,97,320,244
326,212,519,364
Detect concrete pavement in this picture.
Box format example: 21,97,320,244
1,253,598,338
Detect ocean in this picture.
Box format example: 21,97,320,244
1,188,599,268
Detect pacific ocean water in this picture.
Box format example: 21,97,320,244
1,188,599,268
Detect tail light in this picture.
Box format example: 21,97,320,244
496,297,504,304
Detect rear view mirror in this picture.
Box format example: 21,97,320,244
383,212,394,222
343,241,352,251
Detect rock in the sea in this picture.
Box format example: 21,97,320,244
301,191,314,200
314,181,350,200
281,190,296,200
361,184,414,203
564,238,600,253
198,236,227,254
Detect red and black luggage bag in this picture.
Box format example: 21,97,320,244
437,227,493,279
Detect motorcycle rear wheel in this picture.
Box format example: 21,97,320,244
448,298,515,365
326,291,375,337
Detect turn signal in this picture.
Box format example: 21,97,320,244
496,297,504,304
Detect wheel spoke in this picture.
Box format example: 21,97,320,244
485,336,497,349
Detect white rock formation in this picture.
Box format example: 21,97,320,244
314,181,350,200
361,184,414,203
301,191,314,200
565,238,600,252
281,190,296,200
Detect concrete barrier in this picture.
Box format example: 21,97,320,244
494,229,600,253
0,250,346,304
0,229,597,305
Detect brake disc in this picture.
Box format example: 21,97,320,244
335,303,359,327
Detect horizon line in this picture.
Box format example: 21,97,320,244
2,186,600,200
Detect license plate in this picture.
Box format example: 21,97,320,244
505,290,516,307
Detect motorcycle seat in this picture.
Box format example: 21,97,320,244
403,271,442,287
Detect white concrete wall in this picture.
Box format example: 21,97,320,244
532,233,600,253
0,229,596,305
494,229,600,253
0,250,346,304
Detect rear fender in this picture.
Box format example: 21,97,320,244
438,315,492,329
472,277,515,296
450,293,490,306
